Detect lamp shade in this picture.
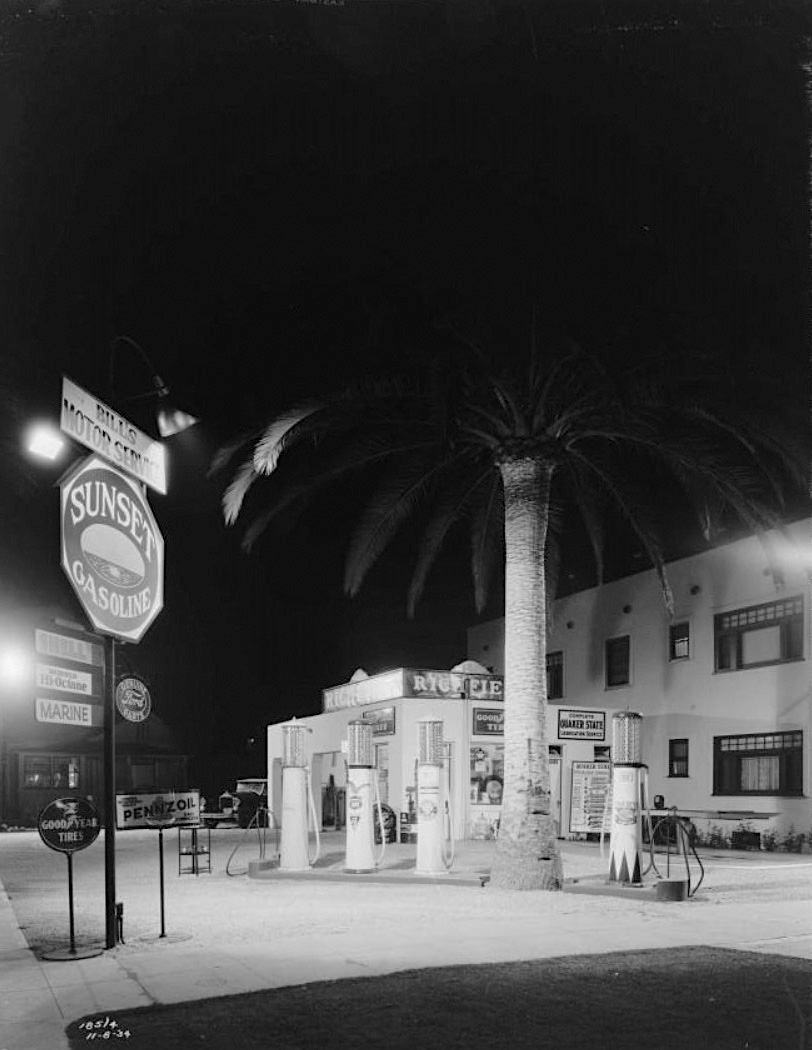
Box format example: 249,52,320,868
156,401,199,438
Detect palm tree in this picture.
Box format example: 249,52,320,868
216,332,804,890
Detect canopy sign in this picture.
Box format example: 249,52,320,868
60,456,164,642
61,376,167,494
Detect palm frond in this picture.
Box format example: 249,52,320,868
344,455,452,598
208,431,258,479
470,475,504,614
252,401,323,474
222,455,260,526
407,464,494,617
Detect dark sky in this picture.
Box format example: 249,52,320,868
0,0,809,766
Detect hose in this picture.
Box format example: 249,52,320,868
373,772,386,867
307,768,321,866
226,807,277,877
442,798,455,869
647,809,705,897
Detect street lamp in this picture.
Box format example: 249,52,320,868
0,645,31,825
25,422,65,461
109,335,199,439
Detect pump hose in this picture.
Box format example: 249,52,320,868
373,772,386,866
226,807,276,877
647,810,701,894
442,798,455,870
307,768,321,867
647,809,705,897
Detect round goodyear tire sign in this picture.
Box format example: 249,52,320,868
60,455,164,643
38,797,101,854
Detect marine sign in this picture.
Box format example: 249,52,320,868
61,375,167,494
60,455,164,643
38,797,101,853
33,625,104,729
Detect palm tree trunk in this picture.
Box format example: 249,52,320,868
489,456,563,890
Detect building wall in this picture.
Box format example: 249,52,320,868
467,519,812,840
267,698,474,841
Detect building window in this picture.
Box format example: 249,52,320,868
22,755,80,789
669,621,690,661
605,635,631,688
713,732,803,796
470,743,504,806
714,596,803,672
546,650,564,700
669,739,689,777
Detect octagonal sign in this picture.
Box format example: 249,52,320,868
61,455,164,643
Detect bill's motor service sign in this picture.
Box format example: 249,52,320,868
60,455,164,643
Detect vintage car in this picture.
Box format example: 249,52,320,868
202,778,269,828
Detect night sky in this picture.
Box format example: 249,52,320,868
0,0,809,777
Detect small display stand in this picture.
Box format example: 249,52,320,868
178,826,211,875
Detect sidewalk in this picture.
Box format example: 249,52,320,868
2,837,811,1050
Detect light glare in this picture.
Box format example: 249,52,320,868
27,424,65,460
0,648,30,685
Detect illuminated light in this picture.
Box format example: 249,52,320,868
156,405,199,438
27,424,65,460
0,647,31,685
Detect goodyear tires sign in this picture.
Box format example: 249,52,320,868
60,455,164,643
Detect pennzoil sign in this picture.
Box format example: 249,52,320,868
60,455,164,643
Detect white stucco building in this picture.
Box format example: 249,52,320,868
469,516,811,844
267,518,811,846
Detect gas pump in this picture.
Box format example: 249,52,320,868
415,718,454,875
608,711,644,885
279,720,321,872
344,721,386,873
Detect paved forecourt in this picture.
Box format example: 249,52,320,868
1,836,810,1050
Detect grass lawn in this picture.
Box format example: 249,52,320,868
66,946,810,1049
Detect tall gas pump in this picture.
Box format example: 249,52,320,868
415,718,454,875
608,711,644,885
280,720,320,872
345,720,383,873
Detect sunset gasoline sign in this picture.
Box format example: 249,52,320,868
60,455,164,643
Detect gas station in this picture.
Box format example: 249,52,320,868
264,663,639,876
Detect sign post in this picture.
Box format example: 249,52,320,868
116,790,201,938
59,452,165,950
38,797,102,960
145,794,179,938
58,374,167,952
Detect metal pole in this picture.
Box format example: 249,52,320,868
67,853,76,955
158,828,166,938
104,637,117,950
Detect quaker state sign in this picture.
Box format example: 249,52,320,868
38,797,101,853
60,455,164,643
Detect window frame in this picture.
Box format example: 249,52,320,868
669,620,690,662
714,596,804,673
713,731,803,797
21,754,80,790
605,634,631,689
668,738,689,777
546,649,564,701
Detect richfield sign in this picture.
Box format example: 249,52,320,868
60,456,164,642
322,667,504,712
